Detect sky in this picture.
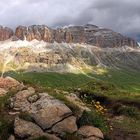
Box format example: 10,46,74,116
0,0,140,41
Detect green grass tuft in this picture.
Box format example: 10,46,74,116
77,111,109,133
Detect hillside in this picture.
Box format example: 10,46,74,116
0,40,140,74
0,24,140,140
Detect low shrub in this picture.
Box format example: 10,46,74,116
0,117,14,140
77,110,109,133
63,133,80,140
116,105,140,118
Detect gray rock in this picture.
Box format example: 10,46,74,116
27,94,41,103
51,116,77,136
9,111,20,115
12,88,35,111
8,135,15,140
66,93,91,113
30,93,73,129
16,83,26,91
27,87,36,94
78,125,104,140
14,117,44,138
0,88,8,97
0,76,20,90
12,92,76,132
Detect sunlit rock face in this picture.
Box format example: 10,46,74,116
15,25,54,42
0,24,138,48
55,24,138,48
0,24,139,74
0,26,13,41
0,76,21,90
0,40,140,73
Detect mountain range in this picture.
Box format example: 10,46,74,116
0,24,140,74
0,24,140,140
0,24,138,48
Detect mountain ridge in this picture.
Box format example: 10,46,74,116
0,24,138,48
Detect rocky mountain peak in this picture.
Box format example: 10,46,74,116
0,26,13,41
0,24,138,48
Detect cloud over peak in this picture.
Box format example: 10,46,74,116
0,0,140,40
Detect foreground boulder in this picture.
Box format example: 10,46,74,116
30,93,74,130
12,87,35,111
14,117,61,140
11,90,78,136
8,135,15,140
12,92,75,129
66,93,91,113
0,76,23,90
9,86,104,140
0,88,8,97
78,125,104,140
14,117,44,138
51,116,77,136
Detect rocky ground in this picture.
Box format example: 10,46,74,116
0,76,105,140
0,41,140,74
0,75,140,140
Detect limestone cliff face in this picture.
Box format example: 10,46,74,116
0,24,138,48
55,24,138,48
14,24,139,48
0,26,13,41
15,25,54,42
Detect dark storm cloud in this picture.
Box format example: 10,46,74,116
0,0,140,40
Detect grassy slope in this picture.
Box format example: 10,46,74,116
5,69,140,91
89,69,140,93
6,72,93,89
5,68,140,102
1,69,140,140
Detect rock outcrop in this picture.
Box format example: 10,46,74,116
55,24,138,48
78,125,104,140
0,26,13,41
12,91,77,130
15,25,54,42
14,117,44,138
0,24,138,48
15,24,138,48
51,116,77,136
0,77,104,140
0,77,24,97
8,135,15,140
10,89,78,138
0,76,24,91
0,42,140,73
0,88,8,97
14,117,61,140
